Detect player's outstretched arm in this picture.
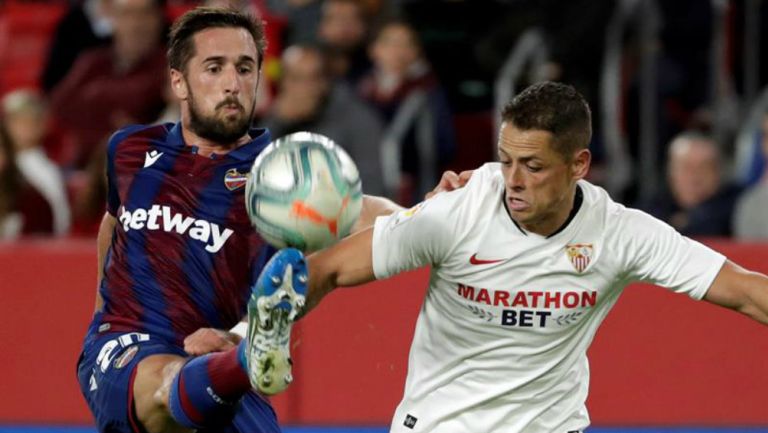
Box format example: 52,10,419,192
94,212,117,313
305,226,376,313
705,260,768,325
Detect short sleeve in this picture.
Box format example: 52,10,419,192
104,125,145,216
620,209,726,300
371,194,457,280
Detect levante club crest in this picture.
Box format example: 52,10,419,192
224,169,248,191
565,243,593,273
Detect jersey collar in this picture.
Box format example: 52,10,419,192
167,122,272,161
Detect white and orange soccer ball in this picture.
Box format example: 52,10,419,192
245,132,363,252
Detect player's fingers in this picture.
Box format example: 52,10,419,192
184,328,222,354
458,170,474,185
426,171,460,199
441,171,461,189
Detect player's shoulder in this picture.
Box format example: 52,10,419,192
586,184,673,242
452,162,504,202
577,180,632,219
469,162,504,186
396,162,501,234
109,123,172,146
107,123,174,156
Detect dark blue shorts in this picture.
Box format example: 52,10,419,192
76,323,281,433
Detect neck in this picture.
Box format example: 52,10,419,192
180,124,251,158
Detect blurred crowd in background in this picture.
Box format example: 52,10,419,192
0,0,767,241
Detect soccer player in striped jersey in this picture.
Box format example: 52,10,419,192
267,82,768,432
75,8,400,433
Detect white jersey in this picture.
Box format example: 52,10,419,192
372,163,726,433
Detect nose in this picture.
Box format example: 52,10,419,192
223,65,241,95
506,163,525,192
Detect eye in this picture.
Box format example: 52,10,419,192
206,64,222,74
499,159,511,167
238,65,253,74
526,164,542,172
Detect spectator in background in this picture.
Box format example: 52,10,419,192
265,0,323,46
645,132,740,237
2,90,70,236
317,0,372,86
0,125,54,239
260,44,385,196
49,0,167,170
41,0,114,93
359,18,455,204
734,115,768,239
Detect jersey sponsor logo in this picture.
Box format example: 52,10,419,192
469,253,504,265
144,149,164,168
565,243,593,273
457,284,597,328
224,168,248,191
118,205,234,253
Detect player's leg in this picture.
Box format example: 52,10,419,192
77,330,257,433
197,392,281,433
78,250,307,433
244,248,308,395
137,249,308,431
77,332,192,433
135,350,251,432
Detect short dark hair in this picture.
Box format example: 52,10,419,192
501,82,592,160
167,7,267,73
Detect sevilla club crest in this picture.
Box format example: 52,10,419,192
565,243,593,273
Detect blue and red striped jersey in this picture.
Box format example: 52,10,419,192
97,122,275,345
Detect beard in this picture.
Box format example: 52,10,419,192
187,89,255,144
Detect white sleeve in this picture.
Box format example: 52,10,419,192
619,209,726,300
371,194,457,280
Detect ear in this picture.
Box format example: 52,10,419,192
170,69,188,100
570,148,591,180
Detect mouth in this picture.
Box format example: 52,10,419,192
506,195,530,212
218,101,244,114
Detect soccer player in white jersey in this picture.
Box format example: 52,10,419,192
259,81,768,433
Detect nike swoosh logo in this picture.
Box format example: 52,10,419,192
144,150,163,168
469,253,504,265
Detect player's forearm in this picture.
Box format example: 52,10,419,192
352,195,403,233
304,227,376,313
736,272,768,325
706,261,768,325
95,212,117,312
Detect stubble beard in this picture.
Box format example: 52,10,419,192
187,89,255,144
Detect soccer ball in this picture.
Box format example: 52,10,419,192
246,132,363,252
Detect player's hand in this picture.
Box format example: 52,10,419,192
425,170,474,199
184,327,241,356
